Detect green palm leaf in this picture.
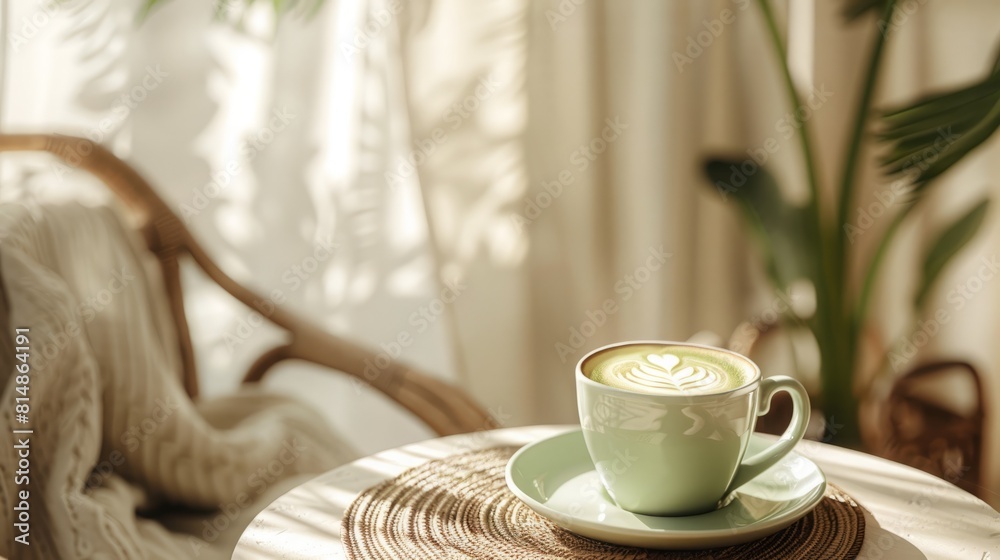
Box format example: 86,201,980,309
702,159,813,289
878,46,1000,191
914,198,990,308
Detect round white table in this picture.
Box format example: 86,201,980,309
234,425,1000,560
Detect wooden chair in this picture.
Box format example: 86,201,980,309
0,133,491,436
865,360,986,496
729,316,987,496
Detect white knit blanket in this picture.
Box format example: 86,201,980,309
0,202,355,559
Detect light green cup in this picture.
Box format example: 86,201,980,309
577,341,809,516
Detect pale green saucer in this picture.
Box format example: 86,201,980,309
504,429,827,550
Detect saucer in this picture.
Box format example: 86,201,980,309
505,430,827,550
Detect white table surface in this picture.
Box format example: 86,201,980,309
233,425,1000,560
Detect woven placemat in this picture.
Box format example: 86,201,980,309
343,446,866,559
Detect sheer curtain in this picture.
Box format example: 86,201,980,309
1,0,997,505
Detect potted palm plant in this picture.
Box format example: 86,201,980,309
704,0,999,450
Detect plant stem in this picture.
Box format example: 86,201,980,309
755,0,829,342
759,0,876,447
756,0,823,223
758,0,840,394
854,202,912,333
836,0,898,310
820,352,860,445
821,0,896,447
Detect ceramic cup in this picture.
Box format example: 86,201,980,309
576,341,809,516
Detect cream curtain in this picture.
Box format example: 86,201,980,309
396,0,758,426
1,0,997,505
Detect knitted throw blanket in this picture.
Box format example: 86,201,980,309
0,202,355,559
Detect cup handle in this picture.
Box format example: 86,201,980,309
726,376,810,493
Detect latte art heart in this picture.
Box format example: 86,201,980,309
619,360,726,393
585,345,751,395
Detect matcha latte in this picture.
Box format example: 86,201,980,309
582,344,753,395
576,341,809,516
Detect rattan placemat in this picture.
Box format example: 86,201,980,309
342,446,866,559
